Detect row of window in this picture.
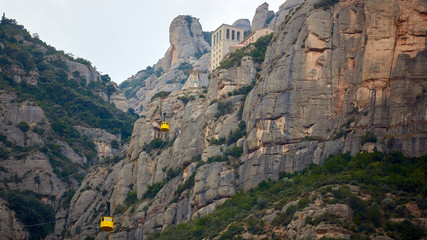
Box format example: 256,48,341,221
213,29,242,46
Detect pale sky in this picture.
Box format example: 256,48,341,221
1,0,287,84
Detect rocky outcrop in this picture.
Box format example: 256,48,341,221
123,16,211,116
267,0,305,30
233,19,251,32
239,0,427,189
63,0,426,238
75,126,123,158
0,199,28,240
65,60,101,85
162,16,211,72
252,3,275,31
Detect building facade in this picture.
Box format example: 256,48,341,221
210,24,245,72
241,28,275,46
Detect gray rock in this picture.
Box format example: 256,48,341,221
233,19,251,32
162,16,210,72
252,3,275,31
0,198,28,239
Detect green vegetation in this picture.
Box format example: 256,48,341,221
177,62,193,72
119,66,154,98
177,96,192,104
143,182,166,200
203,31,212,46
215,100,233,118
210,121,246,147
143,138,171,154
0,19,138,159
360,131,377,145
172,172,196,202
210,137,226,146
125,191,138,206
17,121,29,132
314,0,340,10
218,33,274,70
151,91,171,101
149,152,427,240
0,190,55,240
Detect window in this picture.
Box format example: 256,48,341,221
226,29,230,39
214,35,216,45
232,30,235,40
237,31,241,42
101,218,104,221
219,30,222,40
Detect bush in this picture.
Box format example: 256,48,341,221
111,140,119,149
210,137,226,145
17,121,29,132
314,0,339,9
218,34,273,70
151,91,171,101
125,191,138,206
178,96,190,104
177,62,193,71
360,131,377,145
215,101,233,118
225,146,243,158
174,172,196,200
143,182,165,199
143,138,168,153
1,190,55,240
166,167,182,181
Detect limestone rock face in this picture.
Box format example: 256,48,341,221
0,199,28,240
252,2,275,31
162,16,211,72
65,0,426,238
233,19,251,32
240,0,427,189
124,16,211,116
65,60,101,85
108,82,130,112
76,126,123,158
59,161,124,237
268,0,305,30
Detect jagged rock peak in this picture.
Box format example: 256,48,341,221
251,2,275,31
233,19,251,32
162,15,211,72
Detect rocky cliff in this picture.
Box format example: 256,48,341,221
121,16,211,116
241,0,426,188
1,0,426,239
0,18,137,239
65,0,426,238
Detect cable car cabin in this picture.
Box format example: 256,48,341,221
100,216,114,232
160,121,170,132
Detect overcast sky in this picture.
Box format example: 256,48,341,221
1,0,286,84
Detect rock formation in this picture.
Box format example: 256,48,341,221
70,0,425,238
122,16,211,116
162,15,211,72
251,2,275,31
1,0,426,239
233,19,251,32
268,0,305,30
240,0,427,189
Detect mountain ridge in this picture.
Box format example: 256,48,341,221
0,0,426,239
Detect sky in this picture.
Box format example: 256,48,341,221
1,0,287,84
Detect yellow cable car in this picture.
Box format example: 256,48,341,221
160,121,170,132
100,216,114,232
